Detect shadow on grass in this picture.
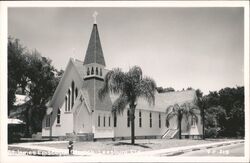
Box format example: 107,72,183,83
113,142,152,149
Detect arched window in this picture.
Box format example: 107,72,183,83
108,116,111,127
75,88,78,98
87,68,90,75
100,68,102,76
149,112,152,128
114,112,117,127
71,81,75,108
68,89,71,111
57,108,61,124
65,96,68,111
91,67,94,75
71,81,75,107
127,110,130,127
159,113,161,128
96,67,99,75
191,116,196,127
166,118,169,128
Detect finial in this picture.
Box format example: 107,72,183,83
93,11,98,24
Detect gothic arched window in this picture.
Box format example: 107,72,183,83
114,111,117,127
87,68,90,75
71,81,75,107
166,118,169,128
96,67,99,75
100,68,102,76
75,87,78,98
68,89,71,111
65,96,68,112
91,67,94,75
57,108,61,124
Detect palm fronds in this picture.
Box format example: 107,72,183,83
98,68,125,100
112,93,129,115
136,76,157,106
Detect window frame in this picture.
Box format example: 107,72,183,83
103,116,106,127
65,96,68,112
166,118,170,128
71,81,75,108
98,115,101,127
108,116,111,127
159,113,161,128
191,116,196,127
114,112,117,127
57,108,61,124
68,89,71,111
149,112,152,128
139,110,142,128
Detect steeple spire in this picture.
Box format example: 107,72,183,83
83,19,106,66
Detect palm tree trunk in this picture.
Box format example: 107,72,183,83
178,113,182,139
179,120,182,139
130,104,136,145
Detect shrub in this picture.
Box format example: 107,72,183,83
205,127,218,138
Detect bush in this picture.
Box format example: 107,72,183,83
205,128,219,138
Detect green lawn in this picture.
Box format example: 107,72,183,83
36,139,231,155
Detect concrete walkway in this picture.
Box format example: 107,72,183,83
8,141,95,156
128,139,244,156
8,139,244,157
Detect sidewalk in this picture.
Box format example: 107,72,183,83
8,141,95,156
128,139,244,156
8,139,244,157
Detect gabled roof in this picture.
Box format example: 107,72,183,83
72,59,86,79
83,24,106,66
48,59,83,106
110,90,197,113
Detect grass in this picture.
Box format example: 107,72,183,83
34,139,230,155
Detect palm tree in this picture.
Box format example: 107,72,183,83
98,66,156,145
166,103,199,139
195,89,206,140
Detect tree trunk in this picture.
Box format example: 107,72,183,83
130,104,136,145
178,113,182,139
130,108,135,145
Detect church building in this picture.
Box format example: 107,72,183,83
42,19,202,141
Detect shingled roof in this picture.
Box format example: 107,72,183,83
83,24,106,66
110,90,197,113
72,59,86,78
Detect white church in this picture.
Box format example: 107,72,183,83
42,16,202,141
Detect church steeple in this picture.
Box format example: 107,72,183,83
83,21,106,66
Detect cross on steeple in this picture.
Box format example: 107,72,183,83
93,11,98,24
83,14,106,66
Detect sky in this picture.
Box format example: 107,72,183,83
8,7,244,95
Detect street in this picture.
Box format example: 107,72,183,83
179,143,244,156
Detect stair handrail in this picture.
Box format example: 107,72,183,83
161,128,170,139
